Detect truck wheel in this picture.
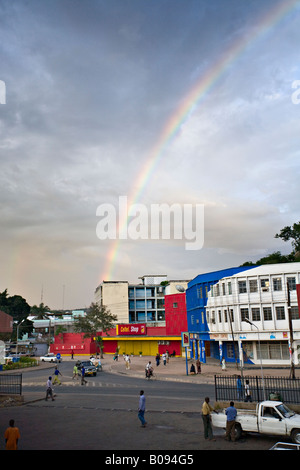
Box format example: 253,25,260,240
291,429,300,444
234,423,242,440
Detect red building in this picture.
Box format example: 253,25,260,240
0,310,13,334
165,293,187,335
51,294,187,358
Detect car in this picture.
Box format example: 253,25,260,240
77,360,97,376
40,353,62,363
90,356,102,371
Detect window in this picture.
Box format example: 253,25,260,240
240,308,249,322
224,310,228,322
228,282,232,295
260,342,289,360
227,342,239,359
135,288,145,298
229,309,234,323
222,283,226,295
251,307,261,321
218,310,222,323
273,278,282,291
275,306,285,320
238,281,247,294
291,306,299,320
287,277,296,290
261,279,270,292
129,288,134,298
197,287,203,299
263,307,272,321
173,302,178,308
215,284,220,296
249,280,258,293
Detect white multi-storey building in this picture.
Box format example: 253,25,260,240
206,263,300,366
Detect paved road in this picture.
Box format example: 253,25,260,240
0,361,290,454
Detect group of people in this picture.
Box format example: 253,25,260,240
202,397,238,442
190,358,202,374
45,362,90,402
155,351,169,366
72,363,87,385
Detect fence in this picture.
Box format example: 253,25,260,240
215,375,300,404
0,374,22,396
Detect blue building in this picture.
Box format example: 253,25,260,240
186,266,255,363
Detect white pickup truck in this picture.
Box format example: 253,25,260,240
212,401,300,444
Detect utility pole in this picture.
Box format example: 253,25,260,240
228,308,239,371
287,282,295,379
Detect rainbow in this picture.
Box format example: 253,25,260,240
99,0,299,282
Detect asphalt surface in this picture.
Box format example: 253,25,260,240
0,355,297,456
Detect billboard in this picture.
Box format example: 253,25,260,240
181,332,190,347
116,323,146,336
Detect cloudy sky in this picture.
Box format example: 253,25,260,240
0,0,299,310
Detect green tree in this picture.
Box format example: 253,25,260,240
30,303,51,319
0,290,32,339
73,303,117,358
275,221,300,258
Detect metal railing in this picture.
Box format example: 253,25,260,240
0,374,22,396
215,375,300,404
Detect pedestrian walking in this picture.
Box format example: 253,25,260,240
225,401,237,442
221,357,226,371
81,365,87,385
155,353,160,366
53,366,62,385
244,380,252,402
196,358,201,374
125,354,131,370
72,364,79,380
236,375,243,400
4,419,20,450
138,390,146,427
162,352,167,365
45,376,55,401
201,397,216,441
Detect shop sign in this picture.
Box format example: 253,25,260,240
116,323,146,336
181,332,190,347
210,334,228,340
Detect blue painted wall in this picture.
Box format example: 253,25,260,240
186,266,256,362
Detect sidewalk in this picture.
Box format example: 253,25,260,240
100,354,299,384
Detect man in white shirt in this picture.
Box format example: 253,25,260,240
138,390,146,427
45,376,55,401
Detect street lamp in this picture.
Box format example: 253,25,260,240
244,317,266,401
16,319,25,357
